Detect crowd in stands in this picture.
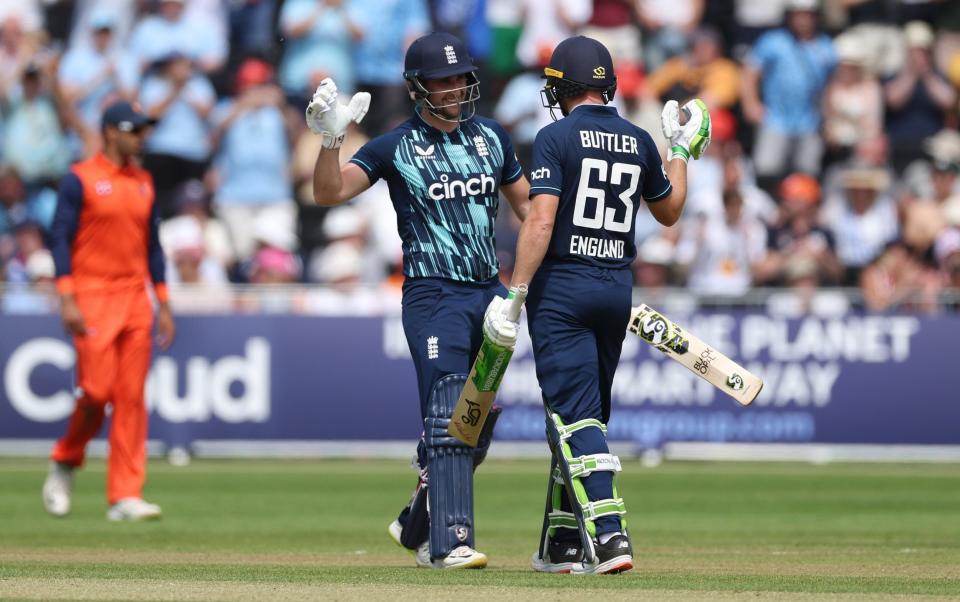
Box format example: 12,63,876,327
1,0,959,315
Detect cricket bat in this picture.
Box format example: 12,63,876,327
448,284,528,447
627,304,762,406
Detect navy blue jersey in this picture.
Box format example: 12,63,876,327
350,112,523,283
528,104,671,269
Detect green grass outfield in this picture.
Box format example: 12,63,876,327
1,458,959,601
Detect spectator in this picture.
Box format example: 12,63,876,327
0,16,42,101
821,166,899,283
128,0,227,75
1,247,58,314
741,0,836,188
304,239,392,314
160,179,235,274
643,25,741,110
675,188,768,297
57,9,139,157
3,63,71,189
840,0,904,78
140,52,216,218
278,0,361,103
860,240,940,313
485,0,524,94
821,32,884,167
229,0,278,62
637,0,706,70
581,0,643,68
884,21,957,174
900,128,960,204
4,217,46,283
633,235,675,289
162,214,229,286
934,228,960,309
249,245,300,284
731,0,788,57
515,0,591,70
755,173,843,285
209,58,295,263
350,0,430,136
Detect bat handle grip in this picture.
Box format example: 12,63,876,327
504,284,528,322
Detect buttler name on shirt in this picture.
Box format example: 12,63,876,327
579,131,639,154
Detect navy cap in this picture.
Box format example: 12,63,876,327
101,100,155,132
544,36,616,90
404,32,477,81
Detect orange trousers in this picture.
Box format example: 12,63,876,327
50,288,154,504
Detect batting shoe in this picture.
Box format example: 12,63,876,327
573,533,633,575
430,545,488,569
106,498,162,522
388,519,431,567
531,539,584,573
42,462,74,517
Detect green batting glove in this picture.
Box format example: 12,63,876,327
661,98,712,162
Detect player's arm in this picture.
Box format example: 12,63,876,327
313,152,373,206
49,173,86,336
146,193,175,349
510,193,558,288
647,158,688,227
501,176,531,222
305,78,372,206
649,98,711,226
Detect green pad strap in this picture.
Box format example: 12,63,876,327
582,497,627,521
567,453,621,479
552,414,606,441
548,511,580,531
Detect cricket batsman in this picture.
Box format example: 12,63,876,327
489,36,710,573
307,32,530,568
42,100,175,521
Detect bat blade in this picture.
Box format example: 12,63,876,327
627,304,762,406
448,285,528,446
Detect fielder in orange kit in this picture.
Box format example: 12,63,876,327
42,100,176,522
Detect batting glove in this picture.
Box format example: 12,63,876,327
661,98,712,162
482,295,519,349
305,78,371,149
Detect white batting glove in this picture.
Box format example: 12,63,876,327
305,78,371,149
661,98,712,162
482,295,519,349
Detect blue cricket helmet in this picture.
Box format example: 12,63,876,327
541,36,617,118
403,32,479,123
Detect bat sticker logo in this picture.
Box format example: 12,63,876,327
461,399,482,426
639,314,670,345
726,373,744,391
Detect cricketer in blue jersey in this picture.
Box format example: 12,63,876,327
485,36,711,574
306,32,530,570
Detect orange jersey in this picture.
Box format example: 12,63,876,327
50,153,167,300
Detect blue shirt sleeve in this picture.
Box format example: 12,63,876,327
640,130,672,202
748,30,777,71
490,121,523,184
50,173,83,278
147,196,165,285
528,126,563,197
349,133,395,184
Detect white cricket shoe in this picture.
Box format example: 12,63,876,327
106,497,162,522
42,462,74,517
431,545,487,569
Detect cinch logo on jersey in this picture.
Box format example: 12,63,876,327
428,173,496,200
531,167,551,180
570,235,625,259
